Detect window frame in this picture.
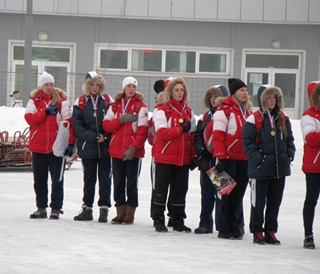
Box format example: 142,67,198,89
95,43,233,77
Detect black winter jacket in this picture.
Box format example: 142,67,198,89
242,110,295,179
73,95,111,159
195,110,215,171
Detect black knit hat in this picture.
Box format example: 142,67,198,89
228,78,247,96
153,80,165,94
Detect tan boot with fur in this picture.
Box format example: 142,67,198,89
111,204,126,224
122,205,136,224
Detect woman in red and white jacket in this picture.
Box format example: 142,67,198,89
301,81,320,249
212,78,252,239
25,71,75,220
103,76,148,225
152,77,196,233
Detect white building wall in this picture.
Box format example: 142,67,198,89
1,0,320,24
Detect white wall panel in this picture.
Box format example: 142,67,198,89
33,0,54,13
264,0,286,21
287,0,308,22
172,0,194,19
195,0,218,20
79,0,101,15
55,0,77,14
309,0,320,23
241,0,263,21
5,0,25,11
125,0,148,17
0,0,5,10
102,0,124,16
218,0,240,20
149,0,171,18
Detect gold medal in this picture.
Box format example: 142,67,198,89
179,118,184,123
93,110,96,117
271,130,276,136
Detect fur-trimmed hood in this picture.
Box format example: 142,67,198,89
203,86,223,109
82,74,106,96
258,86,284,112
155,91,166,104
163,77,189,103
114,91,145,103
30,87,67,105
307,81,320,109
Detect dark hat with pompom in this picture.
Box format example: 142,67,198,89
228,78,247,96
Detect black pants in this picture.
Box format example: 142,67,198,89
249,177,285,233
303,173,320,236
32,152,65,210
150,157,173,218
152,163,189,220
215,160,248,233
112,157,141,207
82,156,112,208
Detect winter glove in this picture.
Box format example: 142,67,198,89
119,113,138,124
123,146,136,161
199,148,213,160
215,159,226,173
64,145,74,157
180,118,191,133
45,105,58,116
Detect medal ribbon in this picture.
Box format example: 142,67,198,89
44,99,52,109
90,95,99,111
169,103,186,122
121,98,131,114
267,109,275,130
239,105,246,120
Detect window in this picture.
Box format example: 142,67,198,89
132,49,162,72
100,50,128,69
13,46,70,62
246,54,299,69
199,53,226,73
95,44,232,76
165,51,195,73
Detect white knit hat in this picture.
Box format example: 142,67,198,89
122,76,138,90
38,71,54,87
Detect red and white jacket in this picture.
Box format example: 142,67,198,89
301,81,320,174
103,92,148,160
212,96,251,161
153,100,196,166
24,88,75,154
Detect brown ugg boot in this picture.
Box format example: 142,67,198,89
111,204,126,224
122,205,136,224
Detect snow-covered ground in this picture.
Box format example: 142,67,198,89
0,106,319,274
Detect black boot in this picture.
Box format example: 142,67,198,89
154,217,168,232
173,218,191,233
304,235,315,249
74,205,93,221
30,208,47,219
98,206,109,223
50,209,63,220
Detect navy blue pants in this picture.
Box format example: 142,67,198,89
152,163,189,220
215,160,248,233
32,152,65,210
81,156,112,208
303,173,320,236
198,170,216,230
112,157,141,207
249,177,285,233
